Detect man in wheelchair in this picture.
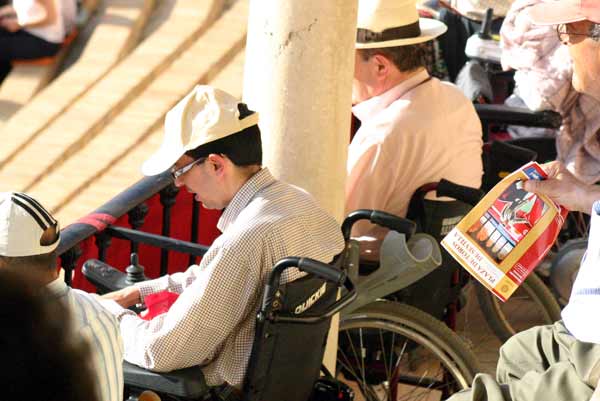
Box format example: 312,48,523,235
98,85,345,392
0,192,124,401
446,2,600,400
347,0,483,253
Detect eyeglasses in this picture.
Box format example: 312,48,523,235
556,23,597,45
170,157,206,180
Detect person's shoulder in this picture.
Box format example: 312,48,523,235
69,289,119,325
234,181,332,233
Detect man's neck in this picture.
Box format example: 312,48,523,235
375,68,426,97
224,165,262,206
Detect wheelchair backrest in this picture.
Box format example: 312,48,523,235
482,140,537,191
243,274,338,401
401,182,478,318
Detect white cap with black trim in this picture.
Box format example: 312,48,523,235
141,85,260,176
0,192,60,257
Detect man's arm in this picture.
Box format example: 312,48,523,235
99,246,261,372
560,202,600,343
103,269,199,307
346,143,402,235
527,162,600,343
74,290,125,401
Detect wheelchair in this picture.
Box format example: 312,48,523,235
403,178,561,353
334,210,481,401
84,210,483,401
85,254,356,401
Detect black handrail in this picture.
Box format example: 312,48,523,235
57,170,206,286
57,172,172,255
106,226,209,257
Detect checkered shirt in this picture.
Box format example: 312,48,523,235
100,168,344,388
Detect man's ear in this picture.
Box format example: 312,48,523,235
207,153,227,176
371,53,391,78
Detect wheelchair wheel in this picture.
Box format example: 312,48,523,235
337,301,480,401
550,238,586,306
475,272,562,343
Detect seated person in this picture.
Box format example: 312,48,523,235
0,269,100,401
446,4,600,400
347,0,483,255
99,85,345,389
500,0,600,184
0,0,76,83
421,0,513,81
0,192,124,401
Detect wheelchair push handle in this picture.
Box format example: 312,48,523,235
479,8,494,39
341,209,416,241
261,256,356,324
436,179,484,207
269,257,346,288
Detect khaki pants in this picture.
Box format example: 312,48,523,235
447,321,600,401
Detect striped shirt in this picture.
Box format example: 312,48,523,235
47,277,124,401
100,168,344,388
561,201,600,343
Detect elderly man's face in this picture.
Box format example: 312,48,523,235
566,21,600,99
352,52,379,104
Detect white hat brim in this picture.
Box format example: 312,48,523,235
528,1,588,25
141,139,185,177
356,18,448,49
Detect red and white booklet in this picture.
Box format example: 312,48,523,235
442,162,568,301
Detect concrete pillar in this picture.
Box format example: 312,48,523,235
243,0,357,371
243,0,357,220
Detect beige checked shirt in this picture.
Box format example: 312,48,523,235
100,168,344,388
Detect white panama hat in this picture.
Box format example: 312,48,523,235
142,85,259,176
356,0,448,49
0,192,60,257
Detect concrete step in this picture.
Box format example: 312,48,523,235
37,1,247,222
0,0,225,193
57,47,246,225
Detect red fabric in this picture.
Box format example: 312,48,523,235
70,190,222,292
139,291,180,320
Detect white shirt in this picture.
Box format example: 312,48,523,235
100,168,345,388
347,69,483,238
15,0,76,43
47,277,124,401
561,201,600,343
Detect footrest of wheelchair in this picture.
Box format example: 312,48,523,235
124,361,210,398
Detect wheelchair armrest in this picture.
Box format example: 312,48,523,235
82,259,142,294
474,104,562,129
124,361,210,398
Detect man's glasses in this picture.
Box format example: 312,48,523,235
556,23,599,45
171,157,206,180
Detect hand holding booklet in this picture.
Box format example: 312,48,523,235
442,162,568,301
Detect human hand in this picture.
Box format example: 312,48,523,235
522,161,600,213
102,286,141,308
0,16,21,32
0,5,16,18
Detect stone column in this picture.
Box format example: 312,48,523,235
243,0,356,220
243,0,357,370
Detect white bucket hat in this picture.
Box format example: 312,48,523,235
0,192,60,257
142,85,259,176
528,0,600,25
356,0,448,49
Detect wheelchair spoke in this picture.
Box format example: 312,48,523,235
378,329,391,400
